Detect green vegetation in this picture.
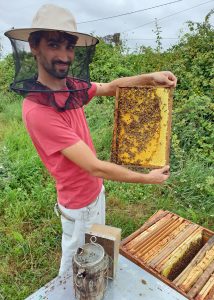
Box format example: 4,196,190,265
0,13,213,299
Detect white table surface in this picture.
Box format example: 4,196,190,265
25,255,188,300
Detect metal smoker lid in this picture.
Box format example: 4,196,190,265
74,236,105,268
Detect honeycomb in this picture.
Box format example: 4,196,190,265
111,86,173,168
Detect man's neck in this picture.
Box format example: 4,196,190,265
37,73,67,91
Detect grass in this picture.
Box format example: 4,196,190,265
0,95,213,299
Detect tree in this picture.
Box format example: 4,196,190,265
153,18,163,52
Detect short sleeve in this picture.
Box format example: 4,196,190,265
25,108,81,156
87,83,97,101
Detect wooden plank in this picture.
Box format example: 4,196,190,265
158,227,203,279
143,221,190,263
120,210,169,247
126,213,172,250
195,274,214,300
174,235,214,286
204,283,214,300
130,216,178,254
187,261,214,299
149,224,199,269
136,218,184,258
85,224,121,279
179,246,214,292
110,87,120,164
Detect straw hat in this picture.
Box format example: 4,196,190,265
4,4,99,46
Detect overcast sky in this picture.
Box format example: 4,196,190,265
0,0,213,55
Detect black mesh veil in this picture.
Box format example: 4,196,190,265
8,34,98,112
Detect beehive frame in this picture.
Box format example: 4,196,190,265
111,86,173,168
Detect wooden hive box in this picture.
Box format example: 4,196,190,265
120,210,214,299
85,224,121,279
111,86,173,168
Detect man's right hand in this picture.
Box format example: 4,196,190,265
145,165,170,184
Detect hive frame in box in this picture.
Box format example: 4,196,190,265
119,210,214,299
111,86,173,169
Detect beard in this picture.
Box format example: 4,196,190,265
42,58,72,79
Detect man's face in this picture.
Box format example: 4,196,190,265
32,32,75,79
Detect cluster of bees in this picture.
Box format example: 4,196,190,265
111,86,171,168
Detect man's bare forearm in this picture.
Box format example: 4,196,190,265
109,73,154,89
95,71,177,97
104,74,154,96
90,159,169,184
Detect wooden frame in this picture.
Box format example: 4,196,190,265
111,86,173,168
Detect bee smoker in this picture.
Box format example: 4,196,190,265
72,236,109,300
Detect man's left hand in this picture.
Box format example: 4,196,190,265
150,71,177,88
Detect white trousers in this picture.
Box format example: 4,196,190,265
57,186,105,275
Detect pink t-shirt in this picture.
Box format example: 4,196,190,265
22,83,103,209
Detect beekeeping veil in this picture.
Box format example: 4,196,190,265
4,4,99,112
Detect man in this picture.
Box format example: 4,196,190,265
5,4,177,275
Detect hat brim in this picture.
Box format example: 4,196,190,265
4,28,99,46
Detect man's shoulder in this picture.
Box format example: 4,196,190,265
23,94,51,111
22,96,55,120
